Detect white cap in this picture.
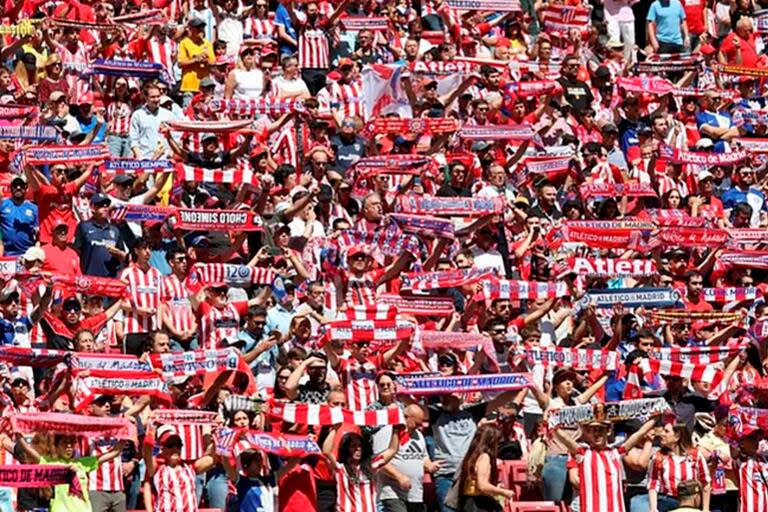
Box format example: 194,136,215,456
695,138,714,150
156,424,180,444
697,170,715,183
22,246,45,263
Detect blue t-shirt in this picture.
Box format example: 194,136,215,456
79,116,108,144
0,199,38,256
275,5,298,55
647,0,686,45
0,315,33,346
721,186,766,226
695,110,733,153
236,473,277,512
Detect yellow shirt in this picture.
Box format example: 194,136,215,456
178,37,214,92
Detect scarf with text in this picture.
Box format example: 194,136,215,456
445,0,521,11
551,220,651,250
0,465,83,498
209,98,303,116
524,156,573,182
401,267,496,291
714,63,768,78
169,207,263,231
726,406,768,439
110,203,175,223
24,145,110,165
329,226,426,263
51,18,119,31
637,53,701,73
624,358,724,399
269,402,406,426
388,213,455,239
410,57,508,75
111,9,167,25
0,19,38,36
702,287,759,303
526,347,620,371
186,263,275,291
396,195,504,216
318,318,416,347
91,59,166,79
149,348,256,394
670,149,750,166
367,117,459,135
418,330,499,367
458,124,535,141
216,428,321,457
152,409,220,426
105,159,175,173
650,343,745,365
71,352,152,373
647,309,745,325
397,373,531,395
714,251,768,273
11,412,136,440
637,209,706,228
505,80,563,97
547,398,669,430
353,155,436,175
580,182,658,198
568,257,656,277
727,229,768,245
340,16,390,31
580,287,683,309
377,293,455,317
15,273,128,299
617,76,675,95
732,109,768,127
734,138,768,153
0,125,58,141
0,104,37,119
0,346,69,367
647,226,730,249
479,279,569,301
73,373,172,411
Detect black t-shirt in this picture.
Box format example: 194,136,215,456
330,134,366,175
557,77,594,116
186,150,233,169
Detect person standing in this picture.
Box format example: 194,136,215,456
646,0,690,54
178,17,215,106
119,237,162,356
0,175,37,257
72,194,129,278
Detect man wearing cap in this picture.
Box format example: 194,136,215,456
75,92,107,144
318,57,364,124
178,17,215,104
38,54,68,104
330,116,366,175
692,171,725,227
0,174,37,256
42,219,81,276
129,84,175,159
600,122,629,172
164,125,254,170
194,280,265,350
73,194,129,277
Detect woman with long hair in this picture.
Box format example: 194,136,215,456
224,44,265,100
457,424,515,511
15,432,125,512
644,421,711,512
322,425,401,512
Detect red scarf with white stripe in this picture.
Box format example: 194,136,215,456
623,358,724,399
268,402,405,426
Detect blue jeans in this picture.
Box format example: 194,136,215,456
0,488,12,512
206,466,229,510
195,472,205,505
434,474,455,512
631,494,679,512
107,134,131,157
541,454,569,502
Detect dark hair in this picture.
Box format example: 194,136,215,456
247,305,267,318
274,164,296,186
228,408,255,427
165,246,185,263
337,432,374,482
734,202,753,218
273,365,291,399
483,318,507,333
684,271,703,283
131,237,151,260
458,425,502,497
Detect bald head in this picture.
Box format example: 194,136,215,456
404,404,425,430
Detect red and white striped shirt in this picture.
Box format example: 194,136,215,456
120,263,162,334
244,17,275,40
88,436,124,491
153,463,198,512
319,79,365,120
572,446,626,512
298,26,329,69
148,37,178,83
649,450,711,496
335,456,384,512
107,100,133,136
198,300,249,349
55,41,91,97
161,275,196,333
339,355,382,410
177,423,206,462
740,457,768,512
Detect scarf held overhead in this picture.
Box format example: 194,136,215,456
547,398,669,430
11,412,136,440
268,402,406,426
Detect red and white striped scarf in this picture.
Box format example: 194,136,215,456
580,182,658,198
186,263,274,292
418,330,499,367
624,358,724,399
176,164,257,184
649,343,745,365
377,293,455,317
268,402,405,426
458,124,536,141
401,268,496,291
209,98,302,116
479,280,569,301
702,287,759,303
318,319,416,346
149,348,256,394
152,409,219,426
167,119,253,133
525,347,621,371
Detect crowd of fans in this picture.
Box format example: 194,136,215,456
0,0,768,512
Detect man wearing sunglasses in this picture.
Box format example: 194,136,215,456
0,175,37,257
556,54,594,118
41,294,123,351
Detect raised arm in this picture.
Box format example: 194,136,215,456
621,419,656,452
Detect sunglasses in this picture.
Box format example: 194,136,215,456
163,439,183,450
212,287,228,295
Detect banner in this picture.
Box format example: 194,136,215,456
24,145,110,165
458,124,535,141
525,348,620,371
12,412,136,440
480,280,569,300
105,159,174,173
170,208,263,231
548,398,669,430
396,195,504,216
579,288,683,309
377,293,455,317
397,373,531,395
268,402,406,426
580,182,658,198
401,268,496,291
569,257,656,278
0,125,58,141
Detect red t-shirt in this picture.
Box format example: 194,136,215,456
720,32,759,67
683,0,706,34
36,181,79,244
42,244,81,276
683,295,714,312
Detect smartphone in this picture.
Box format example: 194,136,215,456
268,247,283,256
